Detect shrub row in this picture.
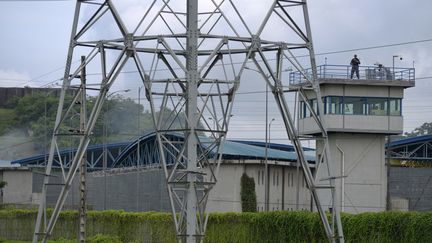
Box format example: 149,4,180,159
1,209,432,242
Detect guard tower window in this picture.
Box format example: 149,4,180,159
312,99,318,115
300,101,311,118
344,97,366,115
325,96,343,114
300,98,321,118
389,98,401,116
301,96,402,117
367,98,388,116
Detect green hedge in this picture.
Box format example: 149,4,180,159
1,209,432,242
240,173,257,212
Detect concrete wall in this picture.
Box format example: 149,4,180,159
389,167,432,211
316,133,387,213
32,169,171,212
1,169,33,204
29,162,311,213
299,115,403,135
207,162,311,212
319,84,404,99
6,162,431,213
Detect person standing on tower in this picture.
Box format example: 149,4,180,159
350,54,361,79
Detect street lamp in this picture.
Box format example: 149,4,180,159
245,66,271,212
102,88,130,210
208,117,218,130
208,115,233,131
136,86,143,169
244,66,291,212
269,118,275,144
392,55,403,80
265,118,275,211
103,89,131,166
137,86,143,138
136,86,143,211
43,85,62,167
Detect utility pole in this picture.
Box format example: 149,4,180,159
78,55,87,243
185,0,199,241
264,80,269,212
136,86,141,212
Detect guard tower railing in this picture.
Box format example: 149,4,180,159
289,64,415,85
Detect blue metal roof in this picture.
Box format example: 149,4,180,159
388,135,432,148
229,140,314,152
11,141,130,167
219,139,315,161
12,133,315,168
113,132,314,168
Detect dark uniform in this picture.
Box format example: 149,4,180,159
350,55,361,79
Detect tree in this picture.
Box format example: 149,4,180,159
0,181,6,206
4,92,205,153
0,181,6,189
240,173,257,212
7,92,153,151
404,122,432,137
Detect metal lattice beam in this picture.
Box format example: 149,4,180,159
33,1,344,242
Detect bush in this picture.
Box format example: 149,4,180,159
240,173,257,212
1,209,432,242
87,234,122,243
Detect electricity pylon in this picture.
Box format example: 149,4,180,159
33,1,344,242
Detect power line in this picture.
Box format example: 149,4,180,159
314,38,432,57
416,76,432,80
9,37,432,88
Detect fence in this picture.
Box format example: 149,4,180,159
289,64,415,85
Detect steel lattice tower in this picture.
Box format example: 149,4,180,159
33,1,344,242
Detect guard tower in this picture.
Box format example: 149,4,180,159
290,64,415,213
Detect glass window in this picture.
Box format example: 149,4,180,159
300,101,309,118
311,99,317,115
344,97,366,115
367,98,388,116
389,98,401,116
303,96,401,117
304,101,311,118
325,96,343,114
299,101,304,118
300,99,316,118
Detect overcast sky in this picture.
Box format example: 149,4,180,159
1,0,431,143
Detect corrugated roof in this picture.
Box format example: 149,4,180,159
181,134,314,162
0,160,19,168
12,132,315,167
220,140,315,161
388,135,432,148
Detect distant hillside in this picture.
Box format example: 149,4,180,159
0,87,62,108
